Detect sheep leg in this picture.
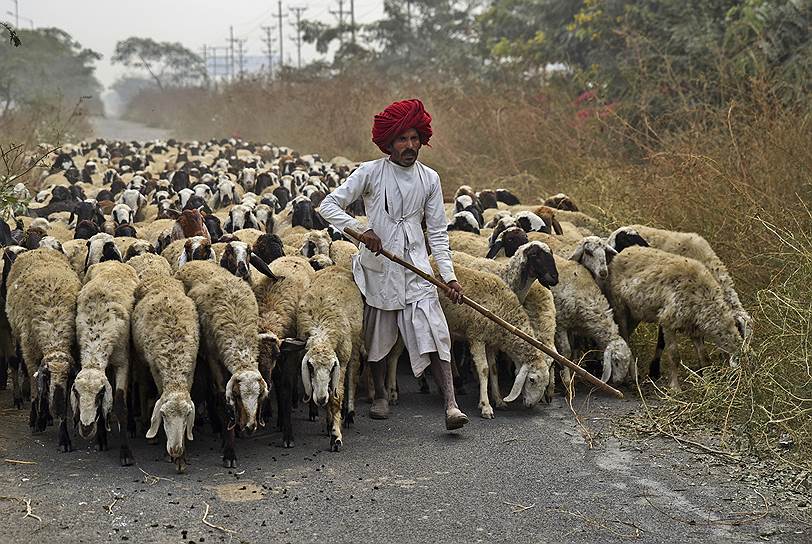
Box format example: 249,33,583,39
22,344,47,432
486,347,505,410
112,364,134,466
555,329,574,390
96,411,109,451
10,353,22,409
272,354,295,448
692,337,708,367
329,369,345,452
661,328,682,392
649,327,665,380
469,342,493,419
0,355,6,390
344,347,362,428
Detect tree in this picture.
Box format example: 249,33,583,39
112,37,206,90
0,27,102,115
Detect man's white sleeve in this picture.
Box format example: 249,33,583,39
425,177,456,284
319,167,368,235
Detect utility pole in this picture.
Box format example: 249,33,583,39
235,39,247,78
261,25,276,76
329,0,345,46
9,0,18,28
273,1,288,69
289,6,307,69
200,44,209,87
228,26,235,81
350,0,355,44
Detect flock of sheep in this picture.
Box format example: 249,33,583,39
0,137,751,472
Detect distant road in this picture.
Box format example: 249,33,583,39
89,115,169,141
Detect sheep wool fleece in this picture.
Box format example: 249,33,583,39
320,158,455,377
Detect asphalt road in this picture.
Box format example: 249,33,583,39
0,375,809,544
88,116,169,142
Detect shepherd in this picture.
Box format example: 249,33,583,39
319,98,470,430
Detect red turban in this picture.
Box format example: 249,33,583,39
371,99,433,154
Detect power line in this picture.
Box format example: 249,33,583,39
235,38,247,78
289,6,307,69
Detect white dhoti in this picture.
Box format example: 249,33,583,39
364,298,452,377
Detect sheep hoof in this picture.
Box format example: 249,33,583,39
493,400,508,410
13,396,22,409
175,458,188,474
119,446,134,467
330,436,342,452
282,439,294,449
388,390,398,405
344,411,354,428
58,421,73,452
480,406,495,419
223,448,237,468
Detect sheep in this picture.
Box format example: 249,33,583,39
162,236,216,272
544,193,579,212
216,240,278,283
432,261,554,418
252,248,314,447
607,225,752,342
605,246,746,391
224,204,259,233
329,240,358,270
117,189,147,222
111,203,135,226
485,227,531,259
176,260,269,467
131,258,199,473
451,242,560,408
454,194,484,227
309,254,335,270
447,211,480,234
533,205,604,235
4,248,82,451
171,209,210,241
72,259,139,465
299,229,332,258
296,266,364,452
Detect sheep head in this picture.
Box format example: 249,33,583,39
602,338,633,384
569,236,617,282
503,359,552,408
171,209,210,241
543,192,579,212
301,342,340,408
72,368,113,439
178,236,215,269
299,230,331,258
84,233,122,272
225,369,268,434
447,211,480,235
516,241,558,288
146,391,195,470
220,240,278,282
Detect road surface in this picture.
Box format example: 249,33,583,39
88,116,170,141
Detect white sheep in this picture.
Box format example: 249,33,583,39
606,246,745,391
296,266,364,452
72,258,139,465
176,260,269,467
130,256,199,473
433,261,554,418
5,248,82,451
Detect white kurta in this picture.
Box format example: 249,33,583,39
319,158,456,375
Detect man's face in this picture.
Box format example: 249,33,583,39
388,128,421,167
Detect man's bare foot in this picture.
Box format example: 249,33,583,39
445,407,469,430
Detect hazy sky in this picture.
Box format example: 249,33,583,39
16,0,385,89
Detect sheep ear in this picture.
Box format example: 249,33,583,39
329,360,340,397
301,356,312,402
103,381,113,431
225,374,237,407
186,402,195,441
485,240,503,259
281,338,306,352
178,248,189,269
552,218,563,235
145,398,164,439
250,253,279,280
601,351,612,383
569,244,584,263
71,385,80,426
503,364,529,403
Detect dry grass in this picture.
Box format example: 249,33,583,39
129,74,811,468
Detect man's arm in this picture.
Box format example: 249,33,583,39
424,176,463,302
319,167,369,235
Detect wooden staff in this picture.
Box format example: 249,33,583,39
344,227,624,399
